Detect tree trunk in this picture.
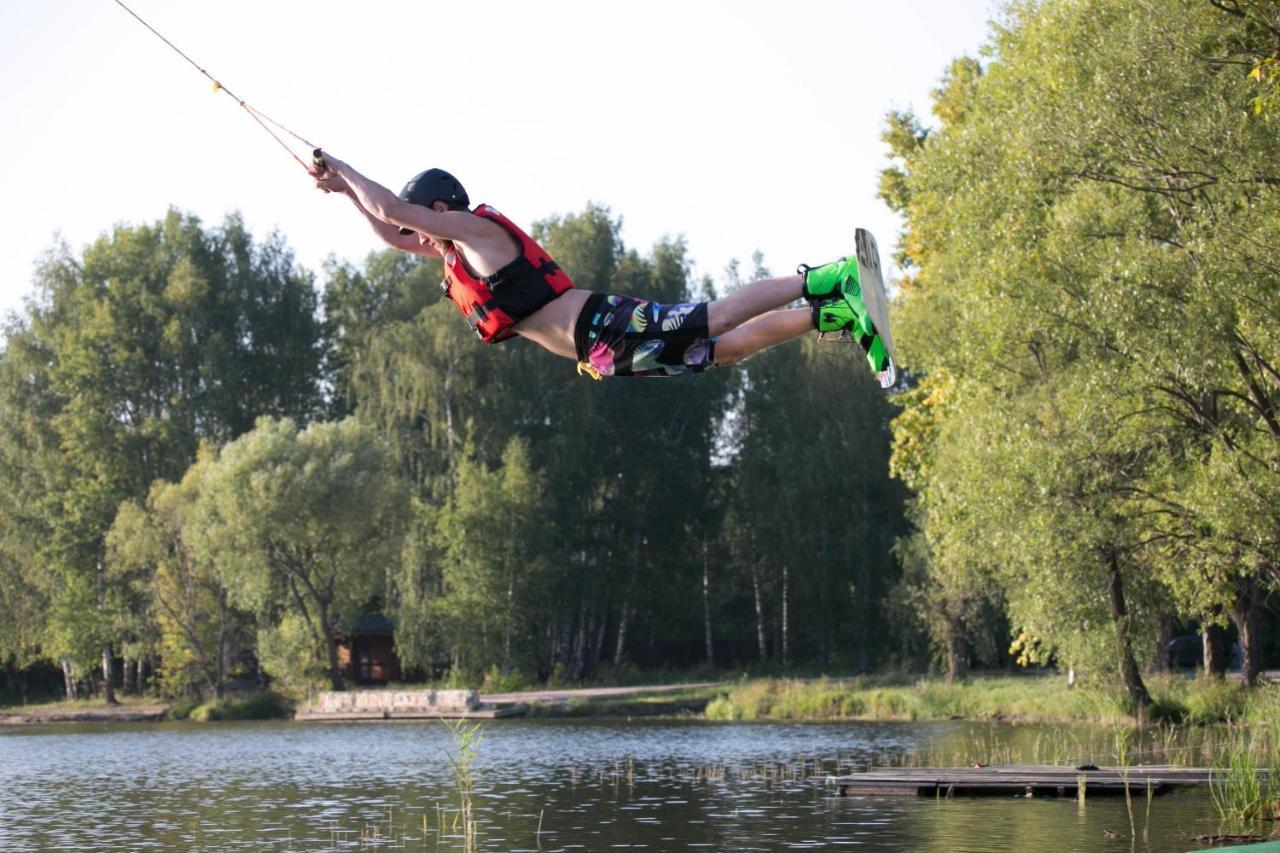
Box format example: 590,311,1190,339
858,610,871,674
945,616,968,682
613,545,642,669
215,588,229,700
702,537,714,667
591,610,607,675
1203,622,1227,679
319,607,344,691
122,656,135,695
1229,575,1265,687
780,565,790,668
752,564,767,662
61,659,78,700
101,645,116,704
613,601,630,669
1150,612,1173,675
96,554,117,705
136,657,146,695
568,604,588,681
504,568,515,671
1104,551,1151,709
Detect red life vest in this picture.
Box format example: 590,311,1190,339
439,204,575,343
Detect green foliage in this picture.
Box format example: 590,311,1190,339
703,674,1280,725
106,446,253,698
427,438,555,678
0,210,327,698
166,695,202,720
884,0,1280,700
323,249,441,416
187,691,291,722
1209,718,1280,823
254,613,327,697
10,6,1280,703
193,417,412,690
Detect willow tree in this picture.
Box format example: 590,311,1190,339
193,417,411,691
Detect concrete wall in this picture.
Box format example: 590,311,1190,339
308,689,477,715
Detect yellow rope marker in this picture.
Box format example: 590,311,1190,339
211,80,221,93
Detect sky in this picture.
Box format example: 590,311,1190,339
0,0,999,320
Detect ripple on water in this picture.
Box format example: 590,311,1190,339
0,718,1230,851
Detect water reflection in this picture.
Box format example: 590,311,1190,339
0,719,1232,851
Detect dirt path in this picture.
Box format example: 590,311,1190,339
480,682,717,705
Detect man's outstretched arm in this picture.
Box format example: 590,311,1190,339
311,167,435,255
313,153,486,244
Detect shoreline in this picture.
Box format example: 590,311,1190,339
4,673,1276,727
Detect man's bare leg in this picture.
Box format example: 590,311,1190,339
706,275,803,336
714,308,812,365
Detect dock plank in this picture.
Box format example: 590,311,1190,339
828,765,1265,798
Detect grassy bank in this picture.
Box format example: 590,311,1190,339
0,695,159,714
703,674,1280,725
167,691,291,721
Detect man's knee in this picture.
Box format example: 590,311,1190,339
713,340,743,366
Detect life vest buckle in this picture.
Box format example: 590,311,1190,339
466,302,492,339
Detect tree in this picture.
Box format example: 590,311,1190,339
424,438,555,677
193,417,411,690
106,446,250,699
882,0,1280,696
1,211,327,698
322,249,441,416
351,205,736,681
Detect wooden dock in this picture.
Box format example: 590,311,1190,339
828,764,1265,798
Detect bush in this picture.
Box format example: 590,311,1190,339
480,665,534,694
704,696,743,720
187,692,291,721
167,696,202,720
1185,680,1252,724
256,614,325,698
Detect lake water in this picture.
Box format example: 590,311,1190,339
0,718,1237,851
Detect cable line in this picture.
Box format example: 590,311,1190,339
111,0,318,170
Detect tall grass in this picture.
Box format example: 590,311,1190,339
442,717,483,852
704,674,1280,726
1209,718,1280,823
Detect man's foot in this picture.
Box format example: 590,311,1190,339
799,256,856,299
811,297,891,375
800,256,872,326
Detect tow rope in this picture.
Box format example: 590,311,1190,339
111,0,319,172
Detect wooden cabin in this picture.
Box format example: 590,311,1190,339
335,614,401,685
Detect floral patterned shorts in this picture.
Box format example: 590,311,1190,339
573,292,719,378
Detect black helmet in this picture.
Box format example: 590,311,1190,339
397,168,469,234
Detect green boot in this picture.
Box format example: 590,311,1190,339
800,257,873,334
811,296,873,339
811,297,891,374
799,257,858,301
